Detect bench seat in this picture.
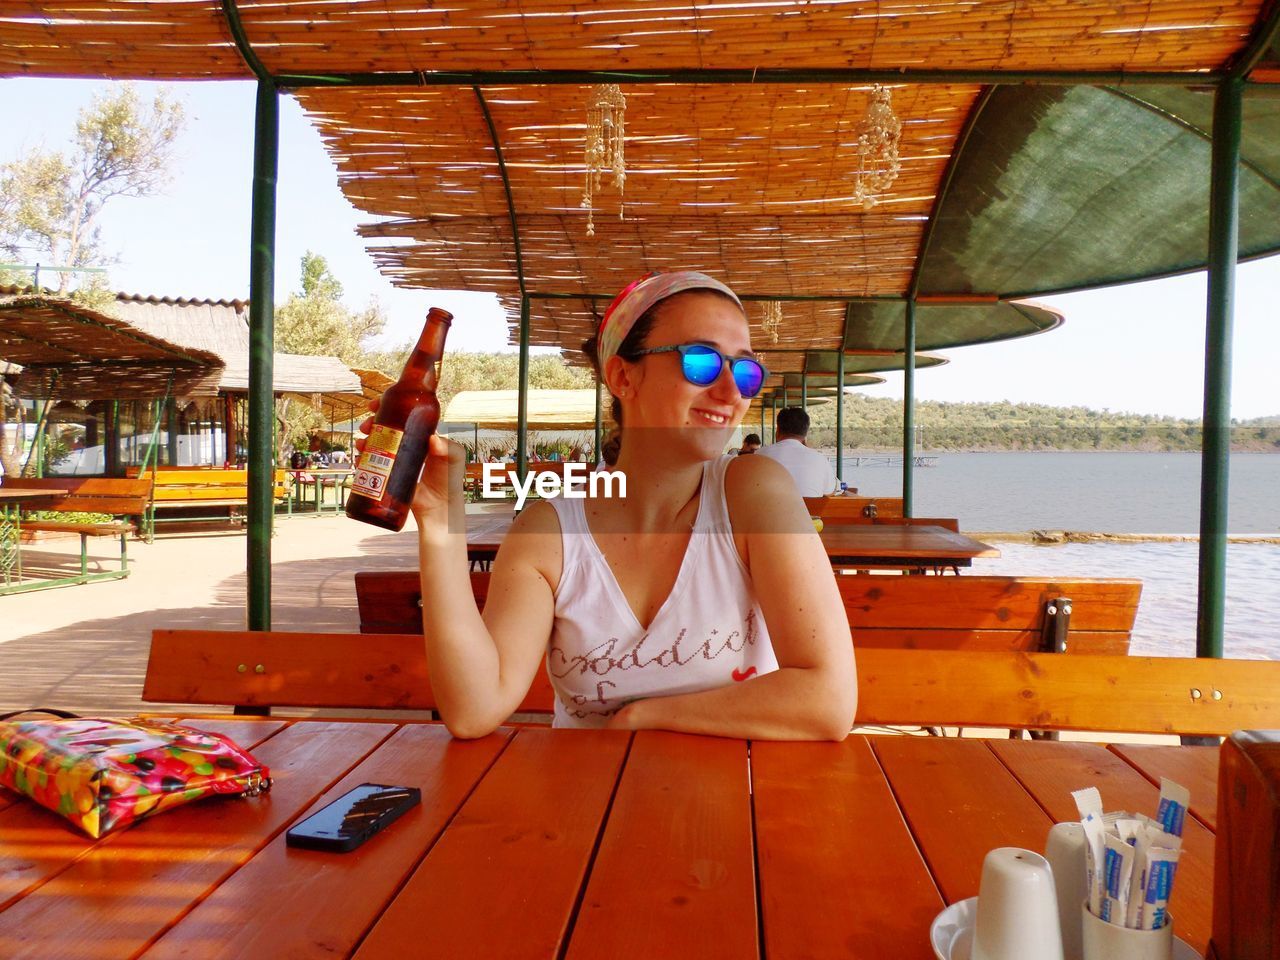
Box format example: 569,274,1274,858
11,478,150,590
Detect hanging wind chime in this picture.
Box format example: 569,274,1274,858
761,301,783,344
581,83,627,237
852,85,902,208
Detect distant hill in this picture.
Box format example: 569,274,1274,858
801,396,1280,452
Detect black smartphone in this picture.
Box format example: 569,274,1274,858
285,783,421,853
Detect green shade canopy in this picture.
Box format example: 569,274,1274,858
801,352,949,376
917,86,1280,298
843,301,1063,353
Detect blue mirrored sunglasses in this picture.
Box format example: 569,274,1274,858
632,343,768,399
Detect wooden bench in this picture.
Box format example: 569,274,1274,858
355,571,491,633
353,572,1140,658
806,496,905,524
15,478,151,586
126,467,288,538
143,630,1280,738
840,575,1142,654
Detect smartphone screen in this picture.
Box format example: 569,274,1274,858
286,783,421,853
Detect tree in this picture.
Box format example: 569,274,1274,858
274,252,384,365
272,252,387,459
0,84,184,294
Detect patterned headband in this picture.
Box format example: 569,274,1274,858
597,271,743,370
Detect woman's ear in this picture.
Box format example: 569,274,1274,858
603,354,640,400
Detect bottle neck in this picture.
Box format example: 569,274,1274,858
402,307,452,389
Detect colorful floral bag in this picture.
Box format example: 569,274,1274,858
0,710,271,838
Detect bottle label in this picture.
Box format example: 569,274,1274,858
351,425,404,501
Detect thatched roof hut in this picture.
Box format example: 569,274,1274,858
114,294,361,396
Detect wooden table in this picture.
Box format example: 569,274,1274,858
286,468,355,515
0,721,1219,959
466,515,998,572
0,487,61,589
819,523,999,570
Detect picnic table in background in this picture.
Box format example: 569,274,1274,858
464,514,997,572
0,720,1222,959
819,524,998,571
287,468,355,515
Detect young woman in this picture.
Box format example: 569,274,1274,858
359,271,855,740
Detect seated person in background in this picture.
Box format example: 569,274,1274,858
757,407,839,497
731,433,762,456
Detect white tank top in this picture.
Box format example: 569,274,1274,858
544,454,779,728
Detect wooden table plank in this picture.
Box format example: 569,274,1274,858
989,739,1216,957
0,721,395,960
564,731,758,960
146,725,513,959
1109,743,1220,831
355,727,630,960
173,717,289,747
752,737,944,960
871,736,1054,904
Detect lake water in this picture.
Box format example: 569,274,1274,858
829,451,1280,659
836,451,1279,534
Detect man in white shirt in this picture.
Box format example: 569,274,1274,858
756,407,839,497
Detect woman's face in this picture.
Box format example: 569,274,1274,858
613,290,755,460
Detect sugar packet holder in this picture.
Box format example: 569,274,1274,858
1071,779,1188,932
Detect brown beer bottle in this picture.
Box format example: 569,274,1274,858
346,307,452,531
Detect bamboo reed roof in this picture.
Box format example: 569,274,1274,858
3,1,1271,80
0,295,224,400
5,2,1278,371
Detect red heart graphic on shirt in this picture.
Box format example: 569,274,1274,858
731,667,757,682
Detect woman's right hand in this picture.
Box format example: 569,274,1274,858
355,399,464,522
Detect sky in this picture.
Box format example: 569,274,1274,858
2,76,1278,421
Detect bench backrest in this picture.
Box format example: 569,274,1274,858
144,631,1280,737
806,496,906,523
841,575,1140,654
145,628,555,714
354,571,491,633
854,649,1280,737
353,572,1140,655
11,478,151,517
126,467,287,501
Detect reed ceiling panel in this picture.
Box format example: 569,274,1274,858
357,211,923,303
300,83,972,221
534,298,848,365
1,1,1268,79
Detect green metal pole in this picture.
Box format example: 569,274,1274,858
473,422,479,461
801,371,808,409
759,399,765,441
1196,77,1243,661
166,398,179,466
247,78,279,632
902,300,917,517
594,379,603,460
516,295,531,484
835,351,845,484
33,399,47,478
105,400,119,477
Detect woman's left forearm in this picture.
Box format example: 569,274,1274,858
609,665,856,741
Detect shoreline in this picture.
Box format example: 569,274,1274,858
973,531,1280,545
